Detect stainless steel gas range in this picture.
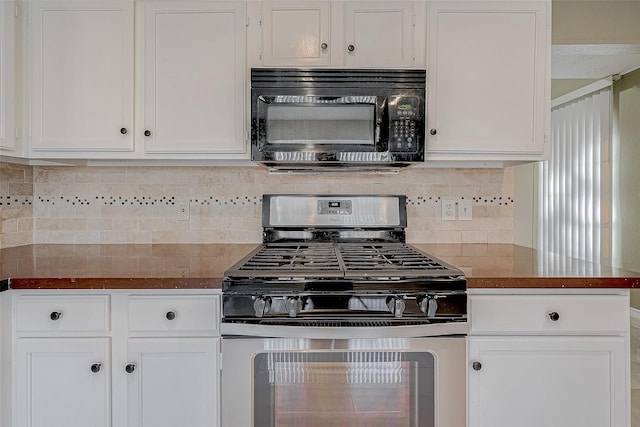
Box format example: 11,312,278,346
221,195,467,427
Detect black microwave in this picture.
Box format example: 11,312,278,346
250,68,426,172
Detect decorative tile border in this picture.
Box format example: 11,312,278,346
406,196,514,206
0,195,33,206
28,194,512,209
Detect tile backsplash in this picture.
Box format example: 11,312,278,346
0,162,34,248
1,164,515,247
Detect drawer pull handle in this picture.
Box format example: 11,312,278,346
548,311,560,321
166,311,176,320
91,363,102,373
50,311,62,321
125,363,136,374
472,361,482,371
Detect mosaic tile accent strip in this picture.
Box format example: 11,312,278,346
32,195,512,209
406,196,514,206
0,195,33,206
34,195,262,207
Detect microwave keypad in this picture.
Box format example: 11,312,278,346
391,101,419,153
389,97,420,153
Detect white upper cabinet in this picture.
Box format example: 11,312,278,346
261,1,331,66
425,1,550,162
0,0,17,151
260,1,418,68
343,2,414,68
136,1,247,155
29,0,134,153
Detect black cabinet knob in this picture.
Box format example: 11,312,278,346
91,363,102,373
321,42,328,50
144,129,151,137
125,363,136,374
50,311,62,321
166,311,176,320
347,44,355,52
429,129,437,135
120,127,128,135
548,311,560,321
472,361,482,371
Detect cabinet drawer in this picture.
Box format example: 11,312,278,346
470,294,629,335
128,295,219,334
15,295,110,334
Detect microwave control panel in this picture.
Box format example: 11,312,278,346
389,96,421,153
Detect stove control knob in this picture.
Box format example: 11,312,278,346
418,296,439,317
285,297,303,318
387,297,406,318
253,296,271,318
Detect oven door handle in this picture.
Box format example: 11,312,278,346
221,321,468,339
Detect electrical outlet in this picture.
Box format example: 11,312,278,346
459,199,472,220
177,202,190,221
442,199,456,221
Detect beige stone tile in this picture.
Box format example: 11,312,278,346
99,231,152,244
488,230,514,243
1,219,17,233
86,218,112,231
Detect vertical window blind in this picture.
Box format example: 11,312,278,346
539,83,611,265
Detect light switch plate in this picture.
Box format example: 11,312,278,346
442,199,456,221
459,199,472,220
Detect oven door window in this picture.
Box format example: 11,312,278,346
256,96,382,150
253,351,434,427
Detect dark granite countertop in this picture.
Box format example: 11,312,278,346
1,243,639,290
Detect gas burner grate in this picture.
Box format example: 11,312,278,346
225,242,464,279
338,244,453,272
237,244,341,272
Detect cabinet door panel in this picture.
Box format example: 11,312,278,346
30,0,133,152
15,338,111,427
0,0,16,151
262,1,330,66
468,336,628,427
344,2,413,68
138,2,246,154
126,338,220,427
427,2,548,157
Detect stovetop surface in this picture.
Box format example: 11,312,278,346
224,243,464,279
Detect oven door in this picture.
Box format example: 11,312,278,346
221,325,466,427
253,94,387,154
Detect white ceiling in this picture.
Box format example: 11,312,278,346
552,44,640,78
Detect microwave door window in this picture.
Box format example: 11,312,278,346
266,105,375,145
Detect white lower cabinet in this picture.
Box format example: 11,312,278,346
468,290,630,427
125,338,220,427
15,338,111,427
9,291,221,427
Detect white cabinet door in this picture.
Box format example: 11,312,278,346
426,2,549,159
136,1,247,155
29,0,134,153
14,338,111,427
468,336,628,427
126,338,220,427
0,0,16,151
343,2,414,68
262,1,330,66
